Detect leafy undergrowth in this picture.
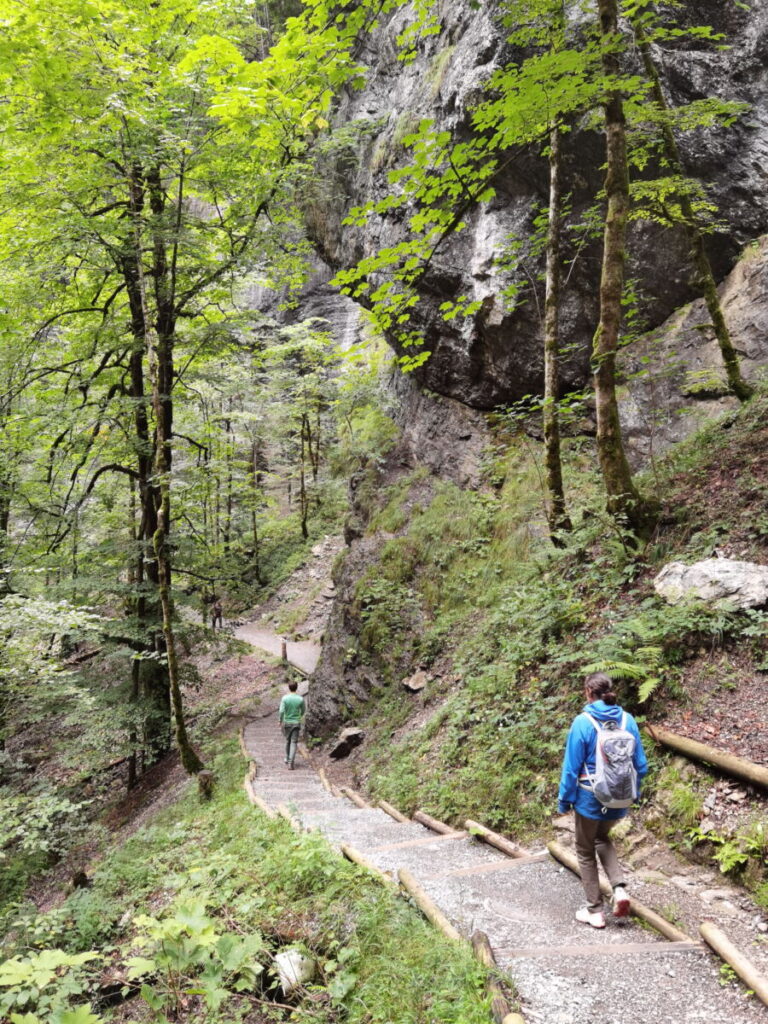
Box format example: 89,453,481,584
0,741,489,1024
331,390,768,887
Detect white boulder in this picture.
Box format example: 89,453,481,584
653,558,768,609
274,949,316,995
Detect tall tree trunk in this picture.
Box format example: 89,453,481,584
299,416,309,540
543,125,572,544
592,0,650,533
123,241,171,764
632,18,753,403
129,167,203,776
249,441,264,585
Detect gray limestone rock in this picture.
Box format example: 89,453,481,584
402,669,429,693
654,557,768,608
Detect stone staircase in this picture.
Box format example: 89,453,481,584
242,715,767,1024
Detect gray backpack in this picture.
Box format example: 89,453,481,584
582,712,638,809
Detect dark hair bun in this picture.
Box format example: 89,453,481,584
584,671,618,705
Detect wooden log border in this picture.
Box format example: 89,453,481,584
398,868,463,942
465,819,526,859
646,725,768,790
413,808,459,835
700,921,768,1007
472,931,526,1024
378,799,410,823
340,786,371,808
341,842,398,889
243,775,277,819
547,841,694,944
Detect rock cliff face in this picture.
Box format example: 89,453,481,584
305,0,768,411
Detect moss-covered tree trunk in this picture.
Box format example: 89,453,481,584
543,125,572,544
592,0,650,533
633,19,753,403
129,165,203,777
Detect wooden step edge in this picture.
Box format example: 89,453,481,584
547,840,694,944
700,921,768,1008
465,819,527,859
378,798,410,823
339,786,371,808
413,808,461,835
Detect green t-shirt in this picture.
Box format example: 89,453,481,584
279,692,305,725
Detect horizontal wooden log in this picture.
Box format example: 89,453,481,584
700,921,768,1007
243,777,276,819
465,819,525,859
378,799,410,823
547,841,694,944
645,725,768,790
340,786,370,808
413,809,458,835
398,868,463,943
341,843,397,889
471,931,524,1024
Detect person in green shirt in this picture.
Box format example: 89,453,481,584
278,680,305,769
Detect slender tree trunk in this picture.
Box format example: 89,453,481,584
632,19,753,402
123,241,171,764
129,167,203,776
299,416,309,539
592,0,649,532
543,125,572,544
249,441,263,585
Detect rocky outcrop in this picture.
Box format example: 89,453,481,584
306,0,768,409
654,558,768,609
619,236,768,466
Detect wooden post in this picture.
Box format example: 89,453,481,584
465,819,525,859
379,799,410,823
398,868,464,942
318,767,332,792
547,841,694,944
700,922,768,1007
414,809,458,835
280,637,287,663
645,725,768,789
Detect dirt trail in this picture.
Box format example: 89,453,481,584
240,702,768,1024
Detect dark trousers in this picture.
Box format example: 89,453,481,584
283,724,300,765
574,812,624,911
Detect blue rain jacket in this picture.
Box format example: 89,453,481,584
558,700,648,820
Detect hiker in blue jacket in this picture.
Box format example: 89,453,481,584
558,671,648,929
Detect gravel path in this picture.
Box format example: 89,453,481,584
234,623,321,675
241,710,768,1024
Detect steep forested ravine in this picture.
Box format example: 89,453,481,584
2,0,768,1020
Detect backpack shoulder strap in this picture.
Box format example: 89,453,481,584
620,711,628,730
582,713,601,733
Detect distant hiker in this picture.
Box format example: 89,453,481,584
211,600,223,630
557,671,648,929
279,680,305,770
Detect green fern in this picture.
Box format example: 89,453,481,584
583,656,662,703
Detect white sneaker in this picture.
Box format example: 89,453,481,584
612,886,630,918
575,907,606,929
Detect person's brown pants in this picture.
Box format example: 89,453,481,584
574,812,625,911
